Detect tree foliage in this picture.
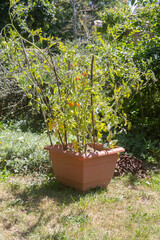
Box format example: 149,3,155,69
0,0,117,40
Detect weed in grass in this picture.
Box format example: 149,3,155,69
100,196,121,204
143,173,160,191
9,182,21,192
130,211,148,222
62,212,88,224
125,173,140,187
134,227,150,240
50,231,68,240
0,167,13,182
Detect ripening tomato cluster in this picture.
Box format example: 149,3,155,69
71,64,77,68
69,102,80,107
82,72,87,77
75,71,87,81
67,69,88,109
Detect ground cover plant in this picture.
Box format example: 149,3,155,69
0,127,52,175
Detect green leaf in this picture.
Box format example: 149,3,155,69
131,0,136,5
43,65,50,72
49,42,56,48
29,51,35,56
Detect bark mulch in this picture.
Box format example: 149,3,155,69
114,154,147,178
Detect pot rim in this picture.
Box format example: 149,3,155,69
44,144,125,159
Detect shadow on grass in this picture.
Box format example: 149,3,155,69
9,176,107,210
6,176,107,239
20,211,44,238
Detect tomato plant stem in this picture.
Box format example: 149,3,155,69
20,39,53,145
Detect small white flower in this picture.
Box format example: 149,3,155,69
94,20,103,27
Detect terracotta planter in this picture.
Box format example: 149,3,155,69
44,144,125,191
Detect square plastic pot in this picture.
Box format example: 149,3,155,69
44,144,125,191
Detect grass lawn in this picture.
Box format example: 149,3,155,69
0,172,160,240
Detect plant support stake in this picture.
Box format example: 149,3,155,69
91,55,95,151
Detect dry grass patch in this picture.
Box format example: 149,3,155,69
0,173,160,240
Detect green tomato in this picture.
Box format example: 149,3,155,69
36,87,41,93
42,104,46,111
116,69,123,77
27,94,32,98
2,41,6,46
28,102,32,106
